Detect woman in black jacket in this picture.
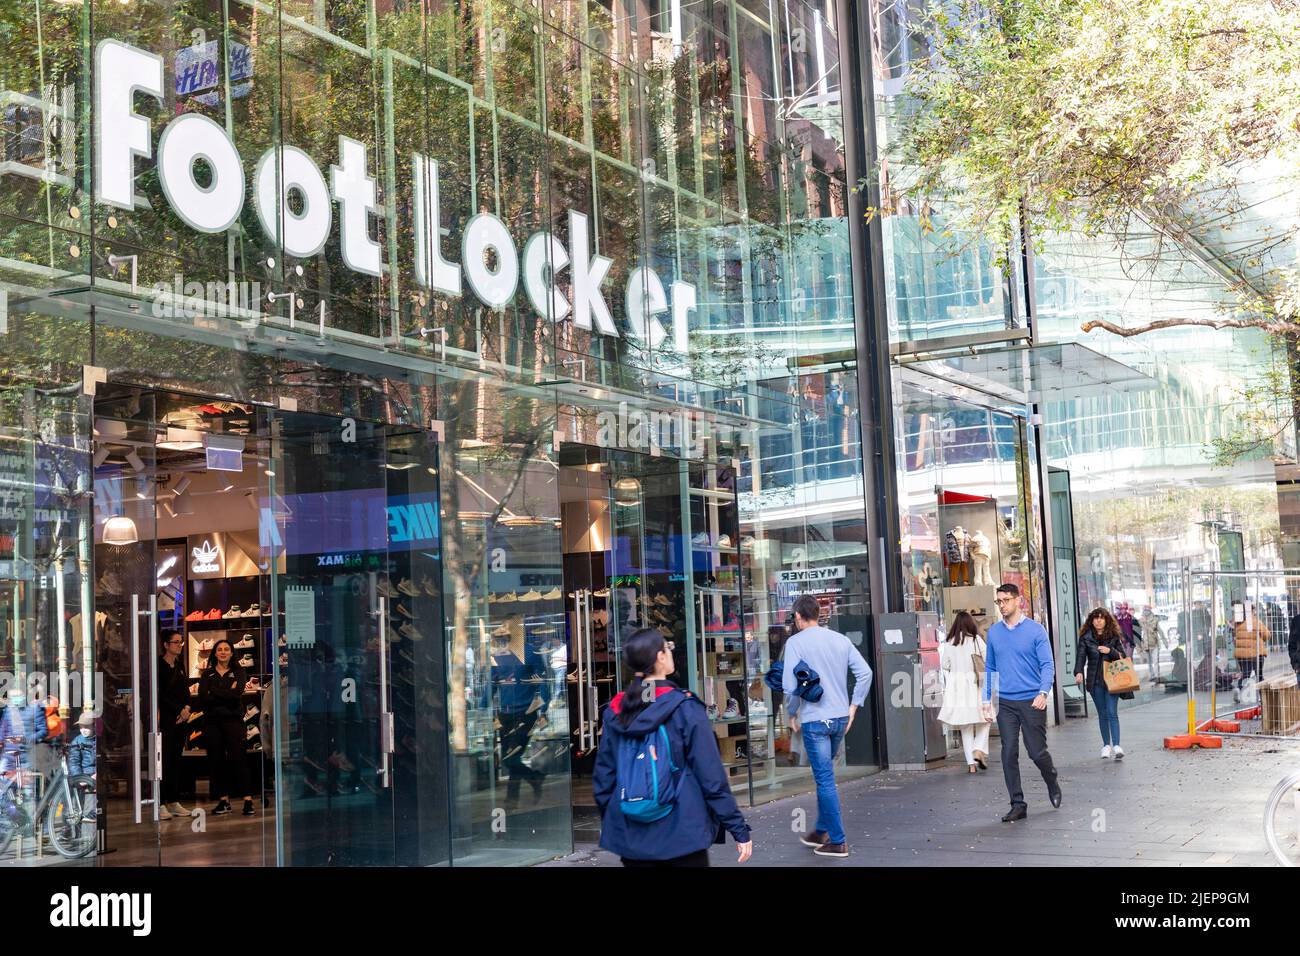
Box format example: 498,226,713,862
1074,608,1128,760
592,629,753,867
198,639,254,816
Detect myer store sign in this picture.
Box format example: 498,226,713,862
97,40,697,349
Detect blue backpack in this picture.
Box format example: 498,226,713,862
616,725,681,823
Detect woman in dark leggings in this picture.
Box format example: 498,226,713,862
198,639,254,816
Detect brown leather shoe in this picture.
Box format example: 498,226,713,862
813,842,849,858
799,830,829,848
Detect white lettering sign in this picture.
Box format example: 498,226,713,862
777,565,846,584
93,39,696,350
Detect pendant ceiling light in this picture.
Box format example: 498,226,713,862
102,515,139,546
157,427,204,451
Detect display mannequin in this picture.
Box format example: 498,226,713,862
969,529,994,586
945,527,971,586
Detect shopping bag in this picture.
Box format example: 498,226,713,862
1103,657,1140,695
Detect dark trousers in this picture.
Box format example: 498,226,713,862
621,848,710,867
499,710,543,798
205,718,251,800
996,697,1058,809
160,719,186,803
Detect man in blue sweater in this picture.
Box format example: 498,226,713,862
782,594,873,858
981,583,1061,822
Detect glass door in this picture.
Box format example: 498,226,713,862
264,411,448,866
91,387,163,864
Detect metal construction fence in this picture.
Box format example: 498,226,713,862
1170,569,1300,742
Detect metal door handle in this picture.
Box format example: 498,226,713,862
130,594,142,824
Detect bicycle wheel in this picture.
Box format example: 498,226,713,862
0,786,20,857
1263,770,1300,868
46,776,97,859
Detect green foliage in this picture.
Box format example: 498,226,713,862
898,0,1300,250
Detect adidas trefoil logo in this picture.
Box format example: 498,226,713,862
191,539,220,572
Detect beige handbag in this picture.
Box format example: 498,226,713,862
971,638,985,690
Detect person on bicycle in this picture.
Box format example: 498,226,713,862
0,689,47,774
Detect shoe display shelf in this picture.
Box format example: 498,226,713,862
688,463,751,782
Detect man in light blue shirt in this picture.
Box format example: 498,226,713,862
782,594,873,858
981,582,1061,821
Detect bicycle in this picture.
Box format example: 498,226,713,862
0,738,97,860
1263,769,1300,867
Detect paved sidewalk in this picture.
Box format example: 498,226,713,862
544,694,1300,867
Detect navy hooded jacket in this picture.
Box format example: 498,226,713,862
592,684,751,861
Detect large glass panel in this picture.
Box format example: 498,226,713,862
0,386,96,866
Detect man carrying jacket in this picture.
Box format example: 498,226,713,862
781,594,873,859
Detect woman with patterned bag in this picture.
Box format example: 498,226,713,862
1075,608,1131,760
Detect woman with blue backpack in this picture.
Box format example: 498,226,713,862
592,628,754,867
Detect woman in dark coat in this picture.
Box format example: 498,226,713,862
1075,608,1129,760
198,638,254,816
592,629,753,867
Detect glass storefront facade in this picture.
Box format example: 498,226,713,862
0,0,878,867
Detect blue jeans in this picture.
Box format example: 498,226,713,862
802,716,848,844
1090,682,1121,746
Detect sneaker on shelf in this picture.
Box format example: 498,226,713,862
376,577,399,599
233,635,254,649
223,605,242,619
328,751,356,773
277,635,287,647
243,705,260,722
199,638,215,652
186,710,204,723
205,608,223,620
245,725,260,741
541,587,562,600
420,576,440,596
654,594,673,606
722,698,740,719
395,603,414,619
237,654,255,669
690,532,711,549
519,589,543,602
242,603,261,617
399,622,424,642
184,609,205,622
245,678,261,692
187,730,203,745
496,592,518,604
740,535,758,551
397,578,420,598
706,703,719,720
734,743,747,760
748,698,768,717
717,534,733,549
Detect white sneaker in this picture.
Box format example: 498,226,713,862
1100,745,1112,759
1112,745,1125,759
166,802,189,816
159,804,173,820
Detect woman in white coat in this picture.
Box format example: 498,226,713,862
938,610,992,773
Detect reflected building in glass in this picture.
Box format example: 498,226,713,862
0,0,884,867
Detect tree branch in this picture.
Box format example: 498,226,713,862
1080,316,1298,336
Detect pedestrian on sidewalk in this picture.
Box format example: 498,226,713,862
592,629,753,868
1075,607,1129,760
982,583,1061,822
1232,606,1269,704
938,611,991,774
782,594,873,858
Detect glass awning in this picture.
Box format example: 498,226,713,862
899,341,1156,406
